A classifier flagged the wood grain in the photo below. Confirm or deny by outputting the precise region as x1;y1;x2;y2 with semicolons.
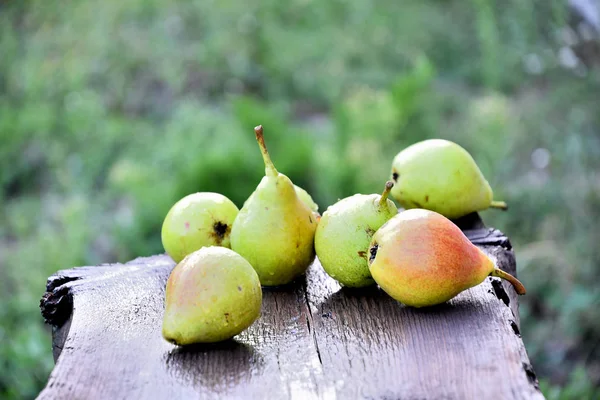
38;213;544;400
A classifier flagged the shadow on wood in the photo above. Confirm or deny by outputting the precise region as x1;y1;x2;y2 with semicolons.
164;340;264;393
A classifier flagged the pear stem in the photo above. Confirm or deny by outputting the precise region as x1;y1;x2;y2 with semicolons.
254;125;278;177
490;268;527;295
378;181;394;207
490;200;508;210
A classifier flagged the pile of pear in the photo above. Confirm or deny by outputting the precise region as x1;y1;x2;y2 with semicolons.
159;126;526;346
161;126;318;345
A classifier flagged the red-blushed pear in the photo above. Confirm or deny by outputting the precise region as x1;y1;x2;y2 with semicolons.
162;246;262;345
368;209;525;308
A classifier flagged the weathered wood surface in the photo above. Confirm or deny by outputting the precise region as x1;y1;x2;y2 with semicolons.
39;213;544;400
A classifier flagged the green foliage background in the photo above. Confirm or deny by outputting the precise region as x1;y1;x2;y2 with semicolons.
1;0;599;398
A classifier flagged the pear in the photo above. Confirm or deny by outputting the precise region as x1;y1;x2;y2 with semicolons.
368;209;526;307
162;246;262;345
294;184;319;213
230;125;317;286
390;139;507;219
294;184;321;224
161;192;239;263
315;181;397;287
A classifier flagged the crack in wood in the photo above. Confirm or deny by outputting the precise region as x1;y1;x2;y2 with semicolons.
510;320;521;337
522;362;540;389
490;278;511;307
303;283;323;365
464;228;512;250
40;284;73;325
47;275;81;291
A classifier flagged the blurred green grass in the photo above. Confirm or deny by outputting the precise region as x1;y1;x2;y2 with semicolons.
1;0;599;398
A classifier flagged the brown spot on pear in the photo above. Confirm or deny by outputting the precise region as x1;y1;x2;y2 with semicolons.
162;247;262;345
368;209;525;307
161;193;239;262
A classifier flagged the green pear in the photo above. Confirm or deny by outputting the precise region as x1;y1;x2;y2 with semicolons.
315;181;397;287
230;125;317;286
162;246;262;345
294;184;319;213
390;139;507;219
368;209;526;307
161;192;239;263
239;183;317;213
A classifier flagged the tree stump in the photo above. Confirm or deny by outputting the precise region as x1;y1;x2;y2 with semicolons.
39;213;544;399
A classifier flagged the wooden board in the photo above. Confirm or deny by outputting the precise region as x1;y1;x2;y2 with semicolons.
38;213;545;399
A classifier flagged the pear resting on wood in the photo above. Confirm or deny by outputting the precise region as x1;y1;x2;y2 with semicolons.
390;139;507;219
230;126;317;286
368;209;526;308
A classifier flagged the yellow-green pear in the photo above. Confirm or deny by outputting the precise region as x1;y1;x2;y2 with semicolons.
390;139;507;219
368;209;526;308
230;125;317;286
162;246;262;345
161;192;239;263
315;181;397;287
294;184;319;213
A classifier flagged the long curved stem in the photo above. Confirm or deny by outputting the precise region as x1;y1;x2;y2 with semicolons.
490;268;526;295
254;125;278;177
